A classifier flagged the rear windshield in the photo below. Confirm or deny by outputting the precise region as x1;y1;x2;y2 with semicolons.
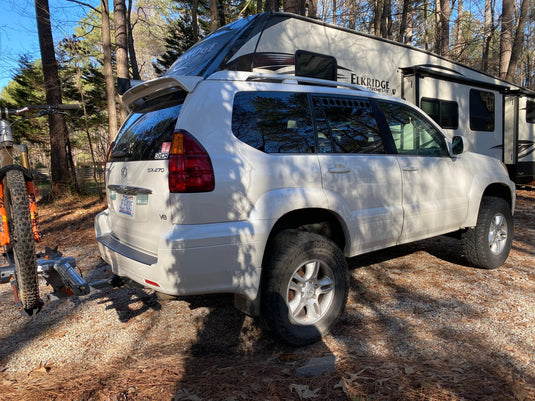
109;92;185;162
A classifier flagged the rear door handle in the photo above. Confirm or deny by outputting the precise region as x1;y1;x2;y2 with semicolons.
402;166;419;172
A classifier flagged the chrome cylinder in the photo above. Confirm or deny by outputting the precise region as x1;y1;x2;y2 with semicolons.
0;120;14;144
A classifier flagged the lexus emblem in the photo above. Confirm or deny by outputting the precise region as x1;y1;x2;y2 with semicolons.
121;167;128;179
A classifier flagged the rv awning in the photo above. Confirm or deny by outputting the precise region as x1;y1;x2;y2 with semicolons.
401;65;512;93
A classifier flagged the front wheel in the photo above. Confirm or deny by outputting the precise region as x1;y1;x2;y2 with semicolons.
461;197;513;269
262;230;349;346
6;170;41;315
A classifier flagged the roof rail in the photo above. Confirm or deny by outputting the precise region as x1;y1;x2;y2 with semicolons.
206;71;371;93
246;72;370;92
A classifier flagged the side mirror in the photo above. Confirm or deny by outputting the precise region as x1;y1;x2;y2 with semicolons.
452;136;465;155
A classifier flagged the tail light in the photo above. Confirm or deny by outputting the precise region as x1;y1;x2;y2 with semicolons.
168;130;215;193
104;141;115;181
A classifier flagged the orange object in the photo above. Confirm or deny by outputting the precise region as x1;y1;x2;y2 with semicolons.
26;181;42;243
0;182;10;246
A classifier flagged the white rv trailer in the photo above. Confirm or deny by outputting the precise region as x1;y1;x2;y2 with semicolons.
164;12;535;184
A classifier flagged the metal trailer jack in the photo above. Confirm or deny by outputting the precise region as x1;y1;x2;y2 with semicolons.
1;249;92;316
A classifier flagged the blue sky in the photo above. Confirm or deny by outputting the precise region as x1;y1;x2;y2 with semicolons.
0;0;99;93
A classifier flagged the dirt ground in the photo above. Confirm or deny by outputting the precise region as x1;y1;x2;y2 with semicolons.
0;190;534;401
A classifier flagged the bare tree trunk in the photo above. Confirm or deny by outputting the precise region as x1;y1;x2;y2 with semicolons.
374;0;384;37
347;0;356;29
114;0;129;122
481;0;494;72
454;0;463;58
332;0;336;23
284;0;306;15
435;0;450;56
218;0;226;26
499;0;514;79
127;0;140;80
101;0;118;143
506;0;530;82
307;0;317;17
210;0;219;32
383;0;392;39
265;0;279;12
348;0;356;29
399;0;410;43
192;0;199;41
34;0;72;193
423;0;429;50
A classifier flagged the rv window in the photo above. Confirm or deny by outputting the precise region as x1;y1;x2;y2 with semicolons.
295;51;337;81
470;90;495;131
421;98;458;129
231;91;315;153
526;100;535;123
313;96;384;154
378;101;448;157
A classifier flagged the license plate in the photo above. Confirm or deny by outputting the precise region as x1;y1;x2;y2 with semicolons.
118;194;135;217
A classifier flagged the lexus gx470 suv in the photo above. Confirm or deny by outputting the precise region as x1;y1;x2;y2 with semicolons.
95;71;515;345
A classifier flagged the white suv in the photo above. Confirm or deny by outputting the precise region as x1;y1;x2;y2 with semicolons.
95;71;515;345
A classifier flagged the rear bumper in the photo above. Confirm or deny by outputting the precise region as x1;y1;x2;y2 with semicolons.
95;209;267;301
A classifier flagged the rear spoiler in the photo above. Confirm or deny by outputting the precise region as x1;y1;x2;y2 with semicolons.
120;76;203;111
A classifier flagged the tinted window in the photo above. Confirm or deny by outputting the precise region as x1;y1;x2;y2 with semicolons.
295;51;337;81
526;99;535;123
314;96;384;154
110;92;185;162
421;98;458;129
470;90;495;131
379;101;448;156
232;92;315;153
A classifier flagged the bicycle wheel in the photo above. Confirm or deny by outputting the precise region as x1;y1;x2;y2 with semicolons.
6;169;40;314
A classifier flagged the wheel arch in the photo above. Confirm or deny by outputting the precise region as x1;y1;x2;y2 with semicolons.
481;183;514;211
234;208;348;318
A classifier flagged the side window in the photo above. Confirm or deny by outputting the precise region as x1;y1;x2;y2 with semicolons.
231;92;315;153
421;98;459;129
526;99;535;123
313;96;384;154
470;89;495;131
378;101;449;156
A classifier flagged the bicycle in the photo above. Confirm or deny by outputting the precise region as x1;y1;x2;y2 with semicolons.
0;104;79;316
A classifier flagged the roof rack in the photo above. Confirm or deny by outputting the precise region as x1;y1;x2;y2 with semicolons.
246;72;370;92
207;71;371;93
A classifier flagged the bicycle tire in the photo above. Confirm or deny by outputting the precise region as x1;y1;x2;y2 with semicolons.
6;169;40;313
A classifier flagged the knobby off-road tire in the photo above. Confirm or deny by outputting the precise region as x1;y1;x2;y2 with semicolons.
262;229;349;346
6;170;40;313
461;196;513;270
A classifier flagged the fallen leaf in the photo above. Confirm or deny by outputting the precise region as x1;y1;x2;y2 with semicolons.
334;379;348;395
28;362;51;376
289;384;321;400
404;366;415;375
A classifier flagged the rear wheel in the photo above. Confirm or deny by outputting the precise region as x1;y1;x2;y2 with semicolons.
461;197;513;269
262;230;349;346
6;170;40;315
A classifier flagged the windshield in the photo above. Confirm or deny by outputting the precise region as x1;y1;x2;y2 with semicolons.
166;15;257;77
